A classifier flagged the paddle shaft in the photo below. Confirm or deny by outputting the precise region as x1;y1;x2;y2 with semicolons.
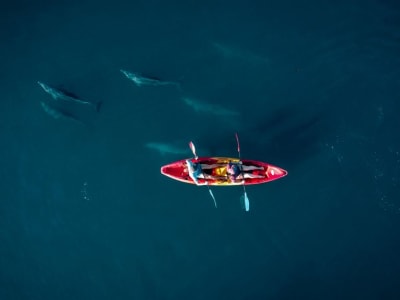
189;141;217;208
235;133;249;211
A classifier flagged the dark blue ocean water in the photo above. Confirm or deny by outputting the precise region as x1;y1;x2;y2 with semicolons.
1;0;400;299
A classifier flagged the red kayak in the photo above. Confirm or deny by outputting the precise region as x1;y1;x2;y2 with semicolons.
161;157;287;186
160;134;287;211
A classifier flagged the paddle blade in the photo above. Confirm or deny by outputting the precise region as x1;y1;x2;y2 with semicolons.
235;133;240;153
240;193;250;212
189;141;198;159
209;189;217;208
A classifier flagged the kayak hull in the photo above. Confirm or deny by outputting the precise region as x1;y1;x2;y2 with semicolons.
160;157;287;186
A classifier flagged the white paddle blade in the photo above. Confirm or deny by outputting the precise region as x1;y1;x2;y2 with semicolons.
209;189;217;208
240;193;250;212
189;141;198;159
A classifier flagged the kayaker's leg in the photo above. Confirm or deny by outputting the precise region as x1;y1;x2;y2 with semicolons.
242;165;264;171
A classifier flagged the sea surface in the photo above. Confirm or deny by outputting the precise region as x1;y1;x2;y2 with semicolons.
1;0;400;299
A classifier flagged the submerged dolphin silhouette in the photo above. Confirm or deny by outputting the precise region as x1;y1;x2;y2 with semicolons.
145;142;189;156
120;69;181;89
37;81;102;112
40;102;84;124
182;97;239;116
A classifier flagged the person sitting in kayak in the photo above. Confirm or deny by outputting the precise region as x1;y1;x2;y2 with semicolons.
186;159;204;185
227;162;264;182
186;159;219;185
226;162;242;182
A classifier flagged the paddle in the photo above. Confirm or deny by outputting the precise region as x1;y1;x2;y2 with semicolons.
235;133;250;212
188;141;217;208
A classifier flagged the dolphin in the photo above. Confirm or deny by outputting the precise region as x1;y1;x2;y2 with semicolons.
182;97;240;116
120;69;181;89
145;142;189;156
37;81;102;112
40;102;84;124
